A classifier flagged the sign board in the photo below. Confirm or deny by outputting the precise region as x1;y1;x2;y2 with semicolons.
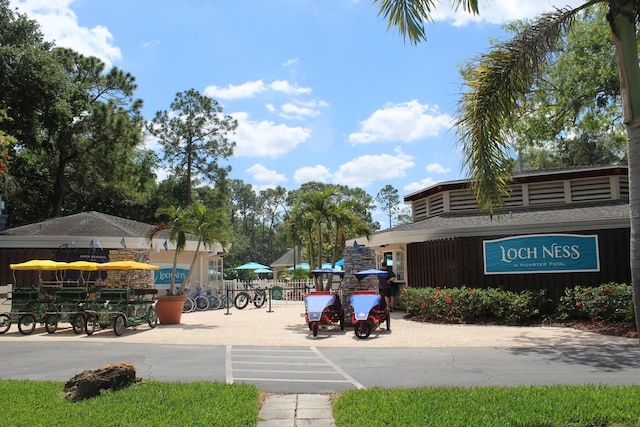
483;234;599;274
154;268;189;285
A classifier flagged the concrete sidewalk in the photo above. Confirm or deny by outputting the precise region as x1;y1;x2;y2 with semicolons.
1;302;633;348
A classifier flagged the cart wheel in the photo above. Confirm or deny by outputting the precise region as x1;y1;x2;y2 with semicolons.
234;292;249;310
253;291;266;308
312;321;319;337
85;314;97;336
0;313;10;334
147;307;158;328
386;314;391;332
113;314;126;336
18;314;36;335
195;295;209;311
308;322;312;330
339;315;345;331
72;313;85;334
354;322;372;339
44;314;58;334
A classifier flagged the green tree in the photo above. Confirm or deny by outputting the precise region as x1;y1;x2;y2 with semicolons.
498;6;626;170
376;184;400;229
375;0;640;339
148;89;237;205
147;203;229;295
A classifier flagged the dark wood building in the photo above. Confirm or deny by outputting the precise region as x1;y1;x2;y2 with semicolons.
349;166;631;297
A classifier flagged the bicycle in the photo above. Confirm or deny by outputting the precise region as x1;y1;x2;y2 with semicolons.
234;282;267;310
182;288;209;312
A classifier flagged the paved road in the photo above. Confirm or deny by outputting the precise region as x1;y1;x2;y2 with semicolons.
1;305;639;393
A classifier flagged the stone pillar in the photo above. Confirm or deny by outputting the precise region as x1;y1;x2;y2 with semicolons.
340;246;377;322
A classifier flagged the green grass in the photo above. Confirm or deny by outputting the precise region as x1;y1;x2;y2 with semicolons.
0;380;261;427
3;380;640;426
333;385;640;427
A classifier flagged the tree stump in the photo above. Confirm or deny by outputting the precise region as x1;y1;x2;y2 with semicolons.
64;362;138;402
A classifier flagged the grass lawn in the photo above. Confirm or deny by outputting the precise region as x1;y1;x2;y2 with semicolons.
2;380;640;426
0;380;261;427
333;385;640;426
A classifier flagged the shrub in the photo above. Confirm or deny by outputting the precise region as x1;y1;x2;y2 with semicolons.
399;286;543;325
557;283;634;323
399;283;633;326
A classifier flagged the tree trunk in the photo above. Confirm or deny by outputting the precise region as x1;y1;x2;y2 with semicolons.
63;362;138;402
608;0;640;342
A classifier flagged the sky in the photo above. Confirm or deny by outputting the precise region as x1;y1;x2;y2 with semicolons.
10;0;585;227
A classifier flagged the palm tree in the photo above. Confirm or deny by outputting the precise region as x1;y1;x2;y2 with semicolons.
147;203;229;295
376;0;640;340
179;203;230;293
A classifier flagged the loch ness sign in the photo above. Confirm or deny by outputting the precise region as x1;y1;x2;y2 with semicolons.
483;234;599;274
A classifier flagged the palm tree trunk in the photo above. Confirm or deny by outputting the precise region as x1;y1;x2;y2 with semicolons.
609;0;640;341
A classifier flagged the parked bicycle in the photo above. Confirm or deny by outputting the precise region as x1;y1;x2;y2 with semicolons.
182;288;209;312
234;282;267;309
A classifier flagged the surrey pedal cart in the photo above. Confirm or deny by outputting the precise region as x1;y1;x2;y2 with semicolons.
349;268;391;339
83;260;159;336
303;268;345;337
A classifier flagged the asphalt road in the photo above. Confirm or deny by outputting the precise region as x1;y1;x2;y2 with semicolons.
2;341;639;393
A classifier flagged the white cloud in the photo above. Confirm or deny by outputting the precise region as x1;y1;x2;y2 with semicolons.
14;0;122;68
348;100;453;144
270;80;312;95
246;164;287;185
204;79;312;100
333;148;415;188
432;0;586;26
283;58;299;67
294;165;332;185
204;80;267;100
232;112;311;158
279;99;328;120
425;162;451;174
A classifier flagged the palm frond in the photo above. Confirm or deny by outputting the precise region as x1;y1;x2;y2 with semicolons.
455;6;591;215
374;0;480;44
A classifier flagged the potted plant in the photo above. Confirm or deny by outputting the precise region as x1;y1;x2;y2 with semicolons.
147;203;229;324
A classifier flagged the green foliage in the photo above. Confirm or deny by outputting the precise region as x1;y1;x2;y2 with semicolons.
557;283;635;323
334;384;640;426
400;286;543;325
400;283;635;326
0;379;260;426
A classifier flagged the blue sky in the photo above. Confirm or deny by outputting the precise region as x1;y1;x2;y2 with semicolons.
11;0;584;225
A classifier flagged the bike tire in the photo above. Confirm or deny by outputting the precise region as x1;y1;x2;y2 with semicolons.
234;292;249;309
195;295;209;311
0;313;10;334
17;314;36;335
208;295;220;310
183;297;195;313
253;291;266;308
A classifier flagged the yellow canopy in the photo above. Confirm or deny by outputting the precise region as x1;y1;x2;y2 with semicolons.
98;260;160;270
10;260;68;271
64;261;100;271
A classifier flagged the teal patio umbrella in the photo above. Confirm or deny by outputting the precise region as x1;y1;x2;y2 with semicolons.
235;262;270;270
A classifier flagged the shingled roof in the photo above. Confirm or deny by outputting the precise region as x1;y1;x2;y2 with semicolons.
0;211;174;240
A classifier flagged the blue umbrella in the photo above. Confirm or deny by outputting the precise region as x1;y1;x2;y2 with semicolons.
235;261;270;270
335;258;345;267
254;267;273;274
311;267;345;278
354;268;388;281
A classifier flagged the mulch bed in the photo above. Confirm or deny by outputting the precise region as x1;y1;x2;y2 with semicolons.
407;315;638;339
